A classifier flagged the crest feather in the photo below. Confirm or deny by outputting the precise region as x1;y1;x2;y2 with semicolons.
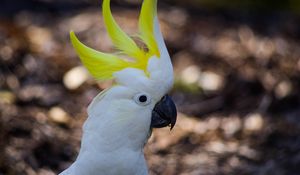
139;0;160;57
103;0;145;61
70;31;129;80
70;0;161;81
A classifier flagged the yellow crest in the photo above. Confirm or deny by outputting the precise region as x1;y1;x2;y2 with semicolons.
70;0;160;80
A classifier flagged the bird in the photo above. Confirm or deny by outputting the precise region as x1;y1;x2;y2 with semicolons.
60;0;177;174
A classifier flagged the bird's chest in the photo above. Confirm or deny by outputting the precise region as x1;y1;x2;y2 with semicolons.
73;149;148;175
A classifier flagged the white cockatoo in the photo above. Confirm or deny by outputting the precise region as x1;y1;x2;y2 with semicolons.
60;0;177;174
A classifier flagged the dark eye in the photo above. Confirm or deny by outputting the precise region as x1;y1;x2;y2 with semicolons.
139;95;147;102
134;93;151;106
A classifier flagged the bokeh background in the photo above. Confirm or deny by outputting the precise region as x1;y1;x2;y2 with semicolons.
1;0;300;174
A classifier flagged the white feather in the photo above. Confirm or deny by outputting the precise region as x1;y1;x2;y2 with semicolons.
60;86;152;175
60;2;174;174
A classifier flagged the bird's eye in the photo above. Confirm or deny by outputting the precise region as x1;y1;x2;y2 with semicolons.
134;93;151;106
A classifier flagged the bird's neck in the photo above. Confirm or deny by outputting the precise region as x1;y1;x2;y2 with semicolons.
81;114;151;152
66;115;150;175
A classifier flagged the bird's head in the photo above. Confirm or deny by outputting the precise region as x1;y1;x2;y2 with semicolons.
70;0;177;135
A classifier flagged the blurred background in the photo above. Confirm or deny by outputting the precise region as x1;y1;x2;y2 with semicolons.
1;0;300;174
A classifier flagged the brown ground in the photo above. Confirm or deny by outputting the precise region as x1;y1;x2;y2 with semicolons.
1;0;300;175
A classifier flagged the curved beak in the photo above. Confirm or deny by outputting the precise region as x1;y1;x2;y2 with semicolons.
151;95;177;130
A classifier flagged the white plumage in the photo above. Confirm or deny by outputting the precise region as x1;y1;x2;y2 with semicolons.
60;0;176;174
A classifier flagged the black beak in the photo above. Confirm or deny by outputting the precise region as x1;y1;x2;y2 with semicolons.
151;95;177;130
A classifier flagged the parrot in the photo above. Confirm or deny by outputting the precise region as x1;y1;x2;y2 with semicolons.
60;0;177;174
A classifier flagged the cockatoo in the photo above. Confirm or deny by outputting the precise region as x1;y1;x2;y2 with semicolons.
60;0;176;174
